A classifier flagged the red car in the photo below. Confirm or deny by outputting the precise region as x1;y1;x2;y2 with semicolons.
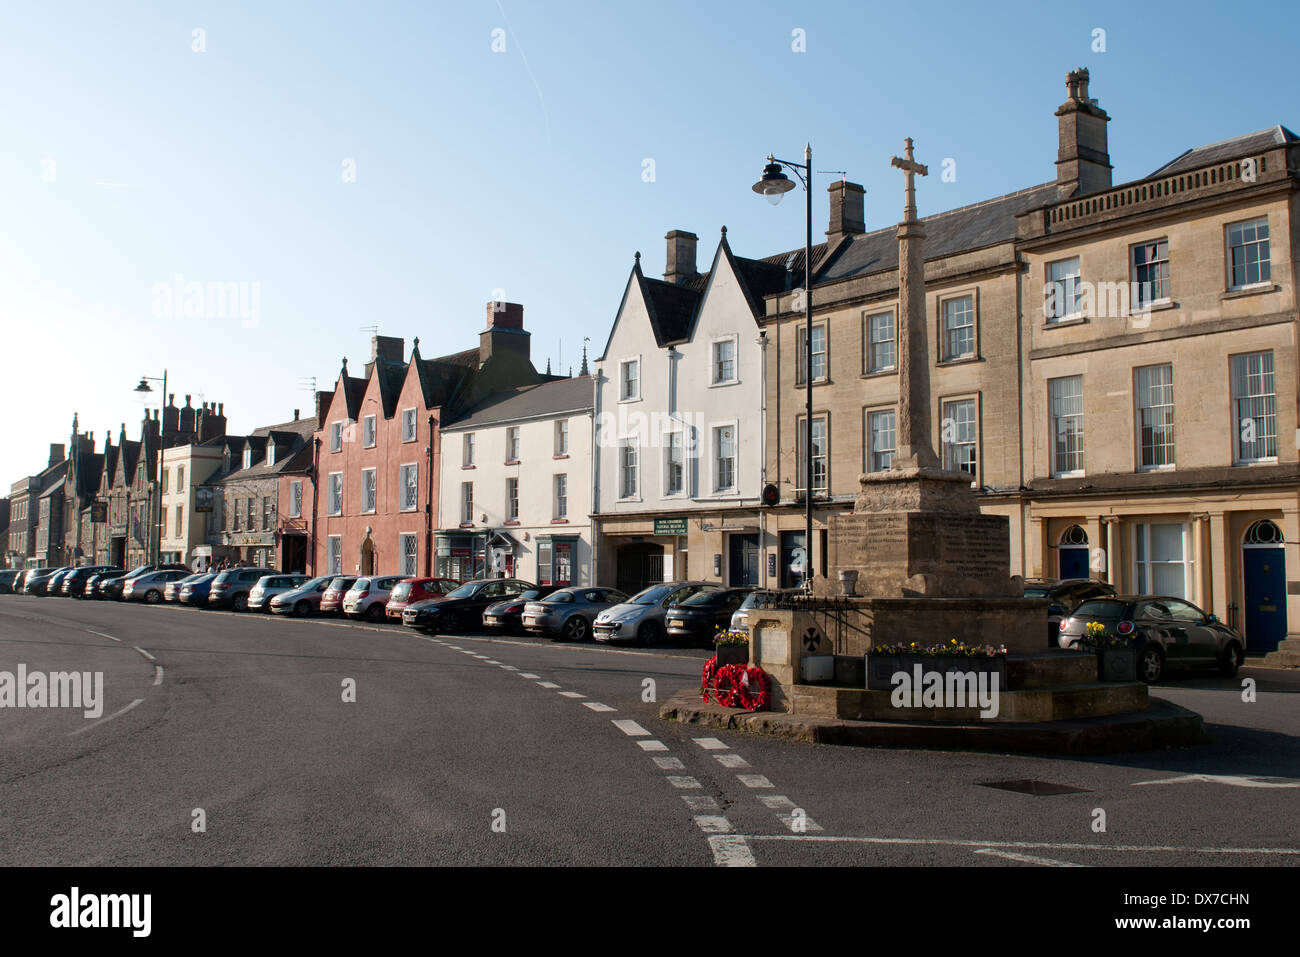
386;577;460;620
320;576;358;616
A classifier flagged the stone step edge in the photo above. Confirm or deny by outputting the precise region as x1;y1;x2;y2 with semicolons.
658;692;1206;756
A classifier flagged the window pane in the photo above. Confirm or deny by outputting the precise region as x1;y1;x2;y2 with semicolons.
942;296;975;358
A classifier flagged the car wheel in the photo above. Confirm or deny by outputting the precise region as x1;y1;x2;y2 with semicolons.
563;616;589;642
295;601;310;617
145;590;161;604
636;619;662;646
232;593;248;612
1218;641;1244;678
1139;644;1164;683
443;610;463;633
365;603;385;622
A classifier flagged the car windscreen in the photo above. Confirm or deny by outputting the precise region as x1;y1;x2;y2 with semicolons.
679;586;725;606
445;582;481;599
543;591;575;604
1071;599;1129;620
390;582;412;600
1022;586;1051;598
630;585;673;605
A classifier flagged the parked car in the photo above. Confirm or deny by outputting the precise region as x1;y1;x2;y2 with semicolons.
385;578;460;621
208;567;275;611
45;568;78;595
269;575;337;616
320;577;358;616
665;586;755;646
342;575;405;621
0;569;20;594
248;573;310;612
165;572;205;602
482;586;558;633
124;569;192;603
1023;577;1117;646
1058;595;1246;682
177;573;217;606
12;569;42;593
62;566;121;598
522;586;630;642
86;571;122;599
728;589;796;635
24;567;72;595
593;582;714;645
402;579;536;633
98;563;189;601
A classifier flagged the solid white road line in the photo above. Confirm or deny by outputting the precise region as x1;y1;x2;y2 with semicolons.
714;753;749;768
612;719;650;736
740;834;1300;856
583;702;616;712
975;848;1085;867
737;774;774;789
69;698;145;736
132;646;156;662
693;737;728;750
708;835;757;867
653;756;685;769
637;740;669;752
667;776;702;789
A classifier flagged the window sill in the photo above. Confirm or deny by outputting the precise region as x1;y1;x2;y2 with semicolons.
862;368;897;379
458;523;475;529
1234;458;1279;467
618;397;642;405
551;518;570;524
1134;298;1177;314
1137;465;1176;474
553;454;570;460
936;355;981;367
461;465;476;470
708;379;740;389
504;460;520;466
1051;471;1085;480
794;378;831;389
1222;283;1278;301
504;520;521;526
401;438;417;444
1042;316;1088;330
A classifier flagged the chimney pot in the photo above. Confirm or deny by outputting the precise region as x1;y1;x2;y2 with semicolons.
485;301;524;330
294;409;300;421
663;230;699;285
1055;68;1111;197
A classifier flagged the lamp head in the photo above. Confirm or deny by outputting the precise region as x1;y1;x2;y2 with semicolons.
752;160;794;205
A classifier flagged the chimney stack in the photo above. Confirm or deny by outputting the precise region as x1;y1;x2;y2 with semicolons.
480;302;530;366
48;443;65;468
826;181;866;242
1055;67;1112;198
663;230;698;285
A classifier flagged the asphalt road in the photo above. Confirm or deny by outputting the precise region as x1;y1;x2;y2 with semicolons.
1;594;1297;867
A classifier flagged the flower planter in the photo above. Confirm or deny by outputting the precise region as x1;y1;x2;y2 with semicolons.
1097;647;1137;682
867;654;1007;691
715;644;749;668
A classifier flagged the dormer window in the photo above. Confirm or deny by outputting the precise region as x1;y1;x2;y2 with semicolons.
266;441;276;467
242;447;252;469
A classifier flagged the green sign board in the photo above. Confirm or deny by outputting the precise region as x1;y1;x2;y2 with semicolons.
654;517;689;536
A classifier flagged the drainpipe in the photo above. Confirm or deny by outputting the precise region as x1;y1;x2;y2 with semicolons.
310;436;320;575
758;329;768;588
426;413;435;576
591;372;601;587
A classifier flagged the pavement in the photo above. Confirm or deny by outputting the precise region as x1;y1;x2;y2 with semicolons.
2;594;1298;867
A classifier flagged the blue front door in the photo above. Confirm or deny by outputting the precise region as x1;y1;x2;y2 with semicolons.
1243;547;1286;653
1059;546;1089;580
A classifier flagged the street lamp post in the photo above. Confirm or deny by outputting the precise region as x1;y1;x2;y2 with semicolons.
753;145;815;589
134;370;167;565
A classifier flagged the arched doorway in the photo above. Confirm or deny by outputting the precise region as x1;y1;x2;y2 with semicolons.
1243;519;1286;652
616;542;663;596
360;537;376;576
1058;524;1090;579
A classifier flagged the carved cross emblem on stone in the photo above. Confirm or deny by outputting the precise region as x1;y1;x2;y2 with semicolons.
802;627;824;653
890;137;928;224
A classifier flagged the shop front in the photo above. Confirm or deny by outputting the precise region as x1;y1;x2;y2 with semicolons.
436;530;490;583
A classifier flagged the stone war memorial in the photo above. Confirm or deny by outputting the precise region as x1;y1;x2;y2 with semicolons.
732;141;1205;753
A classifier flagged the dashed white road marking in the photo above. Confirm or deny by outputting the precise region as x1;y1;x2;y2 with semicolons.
519;673;540;679
653;756;684;769
500;665;519;671
558;691;585;698
612;719;650;737
668;776;702;789
86;630;121;642
759;795;796;810
483;659;501;664
707;835;757;867
153;665;164;686
975;848;1085;867
69;698;145;736
715;753;749;768
737;774;774;789
777;811;824;833
693;737;728;750
694;816;733;834
537;681;561;689
682;795;719;812
132;646;156;662
583;702;616;712
637;740;669;752
1134;773;1300;789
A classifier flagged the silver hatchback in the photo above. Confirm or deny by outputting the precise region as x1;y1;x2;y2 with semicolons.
248;574;310;612
593;582;712;645
523;587;630;642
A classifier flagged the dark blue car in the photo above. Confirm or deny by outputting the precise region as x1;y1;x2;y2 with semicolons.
177;573;217;607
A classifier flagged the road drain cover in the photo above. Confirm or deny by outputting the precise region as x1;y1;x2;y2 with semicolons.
979;779;1092;796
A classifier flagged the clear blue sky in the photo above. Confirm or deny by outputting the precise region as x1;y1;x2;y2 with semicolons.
1;0;1296;484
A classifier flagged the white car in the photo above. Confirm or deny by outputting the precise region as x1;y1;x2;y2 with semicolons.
342;576;404;621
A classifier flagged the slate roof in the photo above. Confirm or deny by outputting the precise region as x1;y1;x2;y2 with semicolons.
640;272;702;346
1149;125;1297;177
219;416;319;481
443;375;593;431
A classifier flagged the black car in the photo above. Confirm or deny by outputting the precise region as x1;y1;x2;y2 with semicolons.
207;567;275;611
664;586;755;646
403;579;537;633
24;567;72;595
62;566;121;597
0;569;20;594
481;586;557;633
1059;595;1246;682
1023;578;1116;646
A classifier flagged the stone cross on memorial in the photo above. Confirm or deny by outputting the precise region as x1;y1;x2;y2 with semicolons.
889;138;940;470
